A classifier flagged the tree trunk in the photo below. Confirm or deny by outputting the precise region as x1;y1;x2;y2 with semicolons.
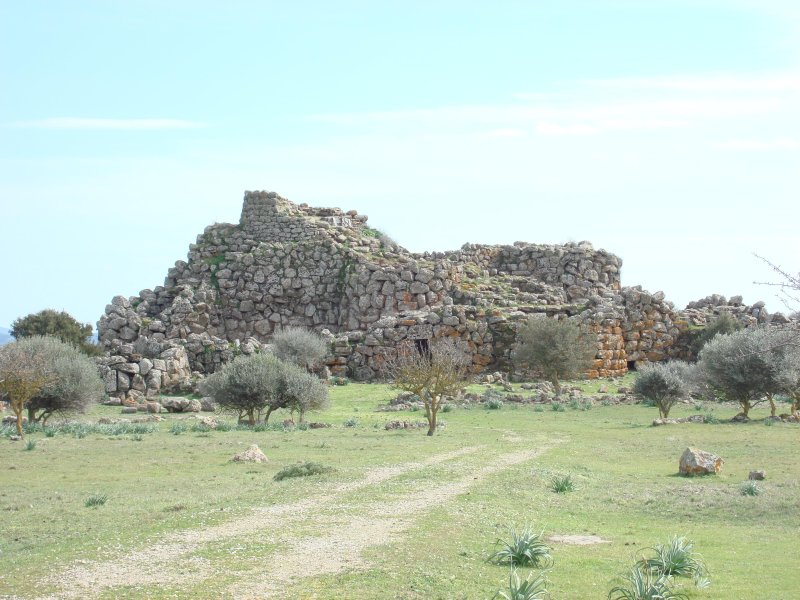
427;408;437;436
553;377;561;397
741;401;751;418
246;408;255;426
12;404;24;437
264;405;274;424
768;394;777;417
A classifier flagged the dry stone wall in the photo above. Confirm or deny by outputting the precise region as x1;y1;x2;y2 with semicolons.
97;190;794;381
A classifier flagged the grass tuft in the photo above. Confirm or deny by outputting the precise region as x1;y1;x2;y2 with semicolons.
550;474;575;493
273;461;334;481
84;493;108;508
740;480;762;496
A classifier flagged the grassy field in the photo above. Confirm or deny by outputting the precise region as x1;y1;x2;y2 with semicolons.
1;382;798;599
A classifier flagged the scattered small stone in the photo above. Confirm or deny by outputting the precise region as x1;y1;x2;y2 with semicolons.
308;422;332;429
384;420;428;430
748;470;766;481
652;415;705;426
549;534;610;546
120;407;137;414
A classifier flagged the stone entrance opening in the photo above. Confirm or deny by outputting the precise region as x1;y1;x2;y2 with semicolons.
414;338;430;358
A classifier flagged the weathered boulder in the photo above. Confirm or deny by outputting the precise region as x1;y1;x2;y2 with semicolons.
748;470;766;481
195;415;219;429
232;444;268;463
161;397;202;413
679;447;723;476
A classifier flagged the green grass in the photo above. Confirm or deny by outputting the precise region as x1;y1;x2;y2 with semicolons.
0;382;798;598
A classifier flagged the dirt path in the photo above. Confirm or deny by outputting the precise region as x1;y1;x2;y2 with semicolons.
231;448;545;599
38;446;480;600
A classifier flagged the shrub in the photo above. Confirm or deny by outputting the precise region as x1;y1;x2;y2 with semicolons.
551;402;565;412
608;567;688;600
343;416;358;428
84;493;108;508
513;317;597;395
493;568;549;600
693;312;741;353
11;309;101;356
550;474;575;493
740;481;762;496
272;327;328;370
486;398;504;410
273;461;333;481
633;361;692;419
170;422;188;435
488;527;552;568
24;439;36;451
441;403;454;413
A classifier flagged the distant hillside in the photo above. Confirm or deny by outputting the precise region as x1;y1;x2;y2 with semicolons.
0;327;11;345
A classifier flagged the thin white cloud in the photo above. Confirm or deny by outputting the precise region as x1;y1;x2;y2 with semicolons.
578;73;800;93
8;118;204;130
715;138;800;151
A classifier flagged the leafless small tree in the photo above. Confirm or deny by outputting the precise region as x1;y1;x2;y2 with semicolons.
754;255;800;315
384;338;471;436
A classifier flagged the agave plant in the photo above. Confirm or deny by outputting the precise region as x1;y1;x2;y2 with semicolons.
638;536;708;587
488;527;553;568
608;566;688;600
493;567;549;600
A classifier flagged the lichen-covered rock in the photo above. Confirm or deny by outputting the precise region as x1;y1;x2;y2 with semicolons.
232;444;268;463
679;447;723;476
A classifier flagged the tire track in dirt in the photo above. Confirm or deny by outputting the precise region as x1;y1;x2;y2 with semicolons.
37;446;480;600
230;448;548;599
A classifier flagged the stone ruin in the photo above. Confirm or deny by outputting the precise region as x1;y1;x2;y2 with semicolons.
96;190;791;402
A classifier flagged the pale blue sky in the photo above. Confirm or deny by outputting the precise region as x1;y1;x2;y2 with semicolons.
1;1;798;329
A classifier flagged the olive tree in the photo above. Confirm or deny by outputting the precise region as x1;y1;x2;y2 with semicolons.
200;352;329;425
697;326;788;419
279;362;329;422
0;336;102;435
633;361;693;419
200;353;283;425
0;337;54;436
513;316;597;395
272;327;328;371
25;337;104;424
384;338;470;436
